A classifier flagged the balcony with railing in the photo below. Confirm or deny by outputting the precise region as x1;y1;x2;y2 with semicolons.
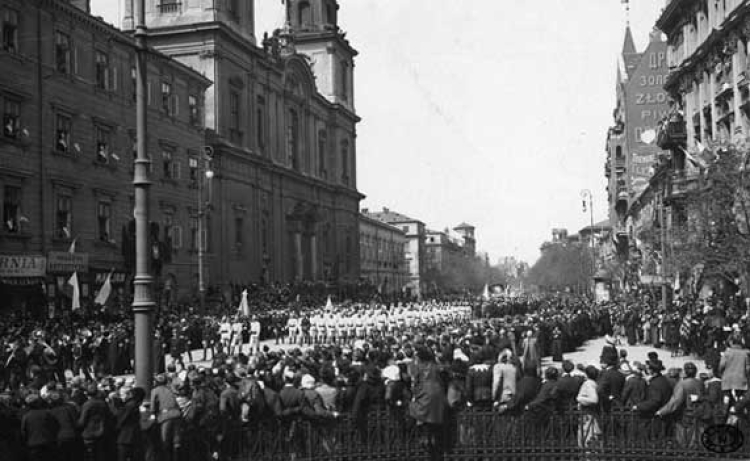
656;110;687;150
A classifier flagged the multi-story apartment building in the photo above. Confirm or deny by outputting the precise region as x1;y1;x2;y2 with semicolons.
358;213;408;295
646;0;750;297
364;208;425;298
424;224;476;274
0;0;210;314
123;0;363;289
605;27;671;240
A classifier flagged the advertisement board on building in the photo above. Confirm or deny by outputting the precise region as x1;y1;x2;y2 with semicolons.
626;37;670;198
47;252;89;274
0;255;47;278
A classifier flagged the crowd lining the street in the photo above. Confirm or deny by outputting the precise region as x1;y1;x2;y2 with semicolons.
3;294;750;461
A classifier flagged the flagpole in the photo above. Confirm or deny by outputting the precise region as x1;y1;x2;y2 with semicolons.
133;0;155;393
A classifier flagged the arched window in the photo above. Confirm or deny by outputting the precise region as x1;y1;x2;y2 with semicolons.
298;1;311;28
615;145;623;159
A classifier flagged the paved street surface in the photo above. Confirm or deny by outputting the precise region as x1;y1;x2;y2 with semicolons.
543;336;708;374
156;335;710;375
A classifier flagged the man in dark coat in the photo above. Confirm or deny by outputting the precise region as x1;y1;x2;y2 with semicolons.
635;359;673;417
47;391;80;461
278;370;305;419
77;385;111;461
598;346;625;412
556;361;583;411
115;387;145;461
21;394;58;461
526;367;559;421
621;362;648;407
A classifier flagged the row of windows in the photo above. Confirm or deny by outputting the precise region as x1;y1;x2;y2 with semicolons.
157;0;241;18
225;90;352;184
0;10;203;126
3;179;265;257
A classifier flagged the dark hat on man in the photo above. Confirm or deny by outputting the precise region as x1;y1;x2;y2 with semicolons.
647;359;665;373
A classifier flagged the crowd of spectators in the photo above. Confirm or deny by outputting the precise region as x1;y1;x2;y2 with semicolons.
3;295;750;461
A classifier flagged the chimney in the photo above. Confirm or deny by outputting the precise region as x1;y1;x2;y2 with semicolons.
362;208;369;214
70;0;91;13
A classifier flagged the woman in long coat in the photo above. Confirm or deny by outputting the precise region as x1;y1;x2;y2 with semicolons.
410;346;446;425
409;345;447;457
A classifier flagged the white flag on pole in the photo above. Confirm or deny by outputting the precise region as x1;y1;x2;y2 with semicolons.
239;289;250;317
68;272;81;310
68;237;77;254
482;284;490;301
325;295;333;310
94;270;113;307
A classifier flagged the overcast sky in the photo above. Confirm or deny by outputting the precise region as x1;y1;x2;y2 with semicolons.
92;0;665;265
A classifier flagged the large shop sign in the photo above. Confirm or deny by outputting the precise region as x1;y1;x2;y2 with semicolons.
47;252;89;274
0;255;47;277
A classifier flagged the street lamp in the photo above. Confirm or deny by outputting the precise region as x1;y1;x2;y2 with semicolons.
580;189;595;296
133;0;155;392
197;151;213;312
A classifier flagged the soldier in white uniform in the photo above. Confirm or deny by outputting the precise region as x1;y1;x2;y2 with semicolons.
287;317;298;345
219;318;232;353
310;314;320;345
231;319;244;355
249;317;261;354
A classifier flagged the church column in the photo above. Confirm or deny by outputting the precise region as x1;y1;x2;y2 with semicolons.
295;230;303;280
310;233;318;280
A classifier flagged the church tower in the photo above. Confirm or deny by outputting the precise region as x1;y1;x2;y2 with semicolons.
121;0;255;45
286;0;357;111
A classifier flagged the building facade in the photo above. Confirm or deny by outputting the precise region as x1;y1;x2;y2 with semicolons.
605;27;670;237
0;0;211;314
647;0;750;296
122;0;363;294
364;208;425;298
602;26;672;291
358;214;407;295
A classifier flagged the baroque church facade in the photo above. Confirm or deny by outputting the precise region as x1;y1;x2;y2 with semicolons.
122;0;362;289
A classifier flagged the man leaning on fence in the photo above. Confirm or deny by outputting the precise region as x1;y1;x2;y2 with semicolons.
654;362;704;449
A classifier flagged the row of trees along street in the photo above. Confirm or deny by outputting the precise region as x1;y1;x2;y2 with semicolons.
422;256;511;296
525;142;750;298
525;240;595;295
665;142;750;296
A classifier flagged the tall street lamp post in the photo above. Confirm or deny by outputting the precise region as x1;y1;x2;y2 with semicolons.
133;0;155;392
198;149;214;312
580;189;595;295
